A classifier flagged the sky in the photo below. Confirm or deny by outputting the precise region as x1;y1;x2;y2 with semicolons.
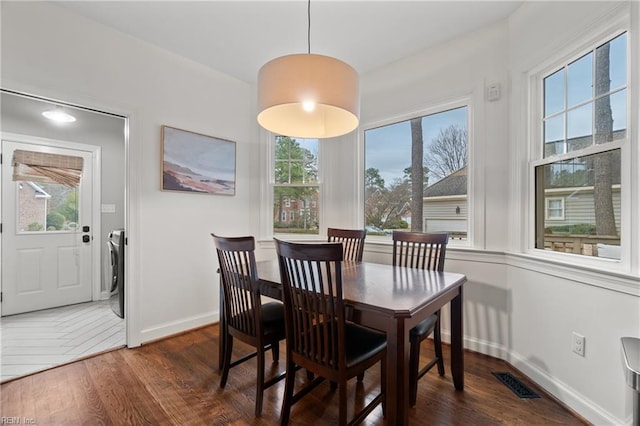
163;126;236;181
365;106;467;186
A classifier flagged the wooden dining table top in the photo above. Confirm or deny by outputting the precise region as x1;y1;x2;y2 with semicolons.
256;259;466;318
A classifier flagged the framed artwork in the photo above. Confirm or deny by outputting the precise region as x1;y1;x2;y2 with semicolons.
161;125;236;195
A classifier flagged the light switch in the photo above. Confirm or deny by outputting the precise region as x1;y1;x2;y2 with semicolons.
101;204;116;213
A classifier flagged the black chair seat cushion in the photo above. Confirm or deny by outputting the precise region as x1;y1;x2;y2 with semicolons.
301;321;386;368
409;313;437;341
344;322;387;367
230;301;285;338
260;301;285;338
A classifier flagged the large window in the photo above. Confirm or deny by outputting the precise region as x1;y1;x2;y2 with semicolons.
273;136;319;235
364;106;468;240
533;32;627;259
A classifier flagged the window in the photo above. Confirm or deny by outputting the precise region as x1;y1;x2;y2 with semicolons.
273;136;319;235
364;106;468;240
545;197;565;220
533;32;626;259
17;181;79;233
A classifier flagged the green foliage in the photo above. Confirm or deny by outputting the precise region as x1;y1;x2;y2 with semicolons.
545;223;597;235
27;222;43;231
46;211;65;230
55;192;78;223
365;168;385;190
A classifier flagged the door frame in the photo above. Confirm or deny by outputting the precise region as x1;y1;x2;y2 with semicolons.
0;132;102;312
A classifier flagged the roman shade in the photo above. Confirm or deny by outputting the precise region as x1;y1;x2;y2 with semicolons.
12;149;84;187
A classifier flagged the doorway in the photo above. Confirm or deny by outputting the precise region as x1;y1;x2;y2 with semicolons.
2;139;96;315
0;90;127;380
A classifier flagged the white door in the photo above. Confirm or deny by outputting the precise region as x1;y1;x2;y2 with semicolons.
1;139;94;316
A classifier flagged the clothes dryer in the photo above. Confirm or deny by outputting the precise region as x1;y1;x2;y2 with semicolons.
107;229;125;318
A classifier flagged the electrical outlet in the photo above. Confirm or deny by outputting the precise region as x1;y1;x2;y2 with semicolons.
572;332;585;357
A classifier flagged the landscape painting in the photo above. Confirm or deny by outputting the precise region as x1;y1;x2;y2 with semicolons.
161;126;236;195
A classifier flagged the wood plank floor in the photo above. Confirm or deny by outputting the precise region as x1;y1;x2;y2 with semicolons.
1;300;125;382
0;323;588;425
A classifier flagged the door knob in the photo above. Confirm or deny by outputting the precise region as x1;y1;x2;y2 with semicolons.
82;235;91;243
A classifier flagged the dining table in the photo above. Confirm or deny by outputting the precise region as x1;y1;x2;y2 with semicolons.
235;259;467;426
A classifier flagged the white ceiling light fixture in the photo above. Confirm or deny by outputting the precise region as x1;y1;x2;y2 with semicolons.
42;106;76;123
257;0;359;139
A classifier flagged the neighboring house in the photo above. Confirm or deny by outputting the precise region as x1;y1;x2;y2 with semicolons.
422;168;468;238
17;181;50;232
542;185;621;233
274;195;319;230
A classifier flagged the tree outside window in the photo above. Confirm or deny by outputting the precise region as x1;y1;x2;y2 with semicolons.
273;136;319;235
364;106;468;239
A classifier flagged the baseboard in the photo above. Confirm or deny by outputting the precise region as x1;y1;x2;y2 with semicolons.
139;311;220;344
440;331;628;425
507;350;625;425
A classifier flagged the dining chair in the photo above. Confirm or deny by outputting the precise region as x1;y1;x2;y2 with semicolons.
392;230;448;407
274;239;387;426
327;227;367;262
212;234;287;417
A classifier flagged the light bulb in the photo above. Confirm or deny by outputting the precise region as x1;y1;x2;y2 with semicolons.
302;100;316;112
42;108;76;123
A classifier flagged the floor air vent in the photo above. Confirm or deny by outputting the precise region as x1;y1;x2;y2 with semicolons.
492;372;540;399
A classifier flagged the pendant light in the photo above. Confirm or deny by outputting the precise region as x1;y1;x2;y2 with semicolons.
257;0;359;139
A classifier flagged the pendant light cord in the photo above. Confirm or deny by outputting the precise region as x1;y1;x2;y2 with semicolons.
307;0;311;54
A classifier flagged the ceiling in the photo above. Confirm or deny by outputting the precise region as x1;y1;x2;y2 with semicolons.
55;1;524;84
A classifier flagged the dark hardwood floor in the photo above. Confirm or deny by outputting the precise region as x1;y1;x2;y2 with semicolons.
1;324;588;425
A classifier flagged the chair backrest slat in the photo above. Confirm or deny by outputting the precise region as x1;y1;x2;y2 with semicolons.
213;234;261;338
392;231;448;272
327;228;366;262
275;239;344;370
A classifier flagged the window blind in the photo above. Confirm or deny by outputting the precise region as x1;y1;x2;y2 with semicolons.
12;150;84;187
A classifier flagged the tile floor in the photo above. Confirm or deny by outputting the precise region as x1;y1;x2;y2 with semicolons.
0;300;125;382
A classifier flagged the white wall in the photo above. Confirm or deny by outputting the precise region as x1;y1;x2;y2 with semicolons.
354;2;639;424
1;2;255;344
505;2;639;425
3;1;639;424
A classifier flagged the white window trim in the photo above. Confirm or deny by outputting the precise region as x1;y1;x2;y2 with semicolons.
525;15;635;275
358;96;474;246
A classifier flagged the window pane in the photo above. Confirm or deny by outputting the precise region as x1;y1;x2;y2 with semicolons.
596;33;627;95
567;53;593;108
364;106;468;240
535;149;621;259
273;186;319;234
544;114;564;156
544;69;565;116
595;90;627;144
567;103;593;151
17;181;79;233
274;136;318;184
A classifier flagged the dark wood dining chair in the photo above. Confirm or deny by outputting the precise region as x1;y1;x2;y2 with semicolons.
327;227;367;262
212;234;286;417
392;230;448;407
274;239;387;426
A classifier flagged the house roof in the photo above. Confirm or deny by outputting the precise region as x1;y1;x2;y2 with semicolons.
27;182;51;198
423;168;467;198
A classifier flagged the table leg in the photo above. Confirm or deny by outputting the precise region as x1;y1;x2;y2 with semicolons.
386;317;409;426
450;287;464;390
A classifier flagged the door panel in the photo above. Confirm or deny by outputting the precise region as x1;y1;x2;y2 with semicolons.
2;139;93;316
